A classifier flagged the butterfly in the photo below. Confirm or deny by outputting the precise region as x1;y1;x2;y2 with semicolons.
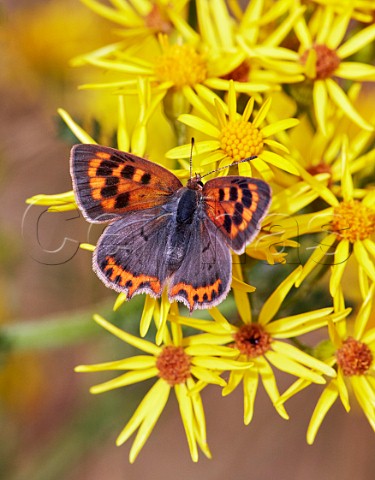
70;144;271;311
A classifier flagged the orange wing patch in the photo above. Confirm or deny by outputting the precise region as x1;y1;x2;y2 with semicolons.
102;256;162;298
204;181;260;240
170;279;223;311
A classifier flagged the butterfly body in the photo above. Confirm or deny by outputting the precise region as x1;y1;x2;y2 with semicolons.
71;144;271;311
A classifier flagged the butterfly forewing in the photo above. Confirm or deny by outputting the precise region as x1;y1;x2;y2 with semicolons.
203;176;271;254
70;144;182;223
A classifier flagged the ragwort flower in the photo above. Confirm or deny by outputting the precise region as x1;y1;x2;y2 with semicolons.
278;283;375;443
76;311;252;462
171;267;349;425
166;81;300;181
275;137;375;298
293;4;375;134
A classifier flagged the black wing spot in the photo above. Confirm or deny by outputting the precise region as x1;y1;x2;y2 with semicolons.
235;202;244;214
203;293;208;301
223;214;232;233
121;165;135;179
105;176;119;186
125;280;133;288
229;186;238;201
105;267;113;278
141;172;151;185
233;211;243;226
97;160;114;176
219;188;225;201
115;192;130;209
193;294;199;302
178;289;188;298
241;189;252;208
101;185;118;198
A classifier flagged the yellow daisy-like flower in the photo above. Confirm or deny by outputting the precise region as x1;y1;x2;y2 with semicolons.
274;84;375;189
195;0;304;90
79;0;196;42
292;4;375;134
170;267;350;425
277;137;375;298
166;80;300;181
75;311;252;462
278;283;375;443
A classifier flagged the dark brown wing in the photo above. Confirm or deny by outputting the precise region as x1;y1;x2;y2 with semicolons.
70;144;182;223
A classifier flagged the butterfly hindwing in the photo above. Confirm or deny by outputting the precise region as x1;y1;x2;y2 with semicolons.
70;144;182;223
168;217;232;311
93;206;173;299
203;176;271;254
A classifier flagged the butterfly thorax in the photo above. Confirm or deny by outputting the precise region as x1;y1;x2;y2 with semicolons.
176;188;201;225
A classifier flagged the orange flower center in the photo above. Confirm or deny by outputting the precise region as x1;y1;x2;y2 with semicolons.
156;345;191;386
219;120;264;162
336;337;373;376
300;44;340;80
155;45;207;89
331;200;375;243
221;61;250;83
234;324;272;358
145;5;173;34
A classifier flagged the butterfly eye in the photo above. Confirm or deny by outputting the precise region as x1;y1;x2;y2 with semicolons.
197;180;204;187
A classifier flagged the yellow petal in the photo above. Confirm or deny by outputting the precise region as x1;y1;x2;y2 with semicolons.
354;241;375;282
258;266;302;325
326;78;374;131
90;368;159;394
306;381;339;444
329;240;349;298
93;314;161;355
243;369;259;425
271;341;336;377
190;366;226;387
75;355;156;372
336;369;350;412
313;81;328;135
354;283;375;340
257;357;289;419
177;114;221;138
336;23;375;59
266;351;326;384
222;369;244;396
128;380;170;463
175;383;199;462
58;108;97;144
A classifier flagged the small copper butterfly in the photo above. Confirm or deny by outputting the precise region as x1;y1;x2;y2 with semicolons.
70;144;271;311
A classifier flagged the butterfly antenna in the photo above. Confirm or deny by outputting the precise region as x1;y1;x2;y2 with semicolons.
200;155;257;179
189;137;194;180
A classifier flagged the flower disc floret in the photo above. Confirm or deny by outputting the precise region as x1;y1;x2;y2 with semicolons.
234;324;272;358
300;44;341;80
331;200;375;243
336;337;373;376
156;345;192;386
219;120;264;162
155;45;207;89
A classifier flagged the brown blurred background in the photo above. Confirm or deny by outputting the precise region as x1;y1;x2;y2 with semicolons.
1;1;374;479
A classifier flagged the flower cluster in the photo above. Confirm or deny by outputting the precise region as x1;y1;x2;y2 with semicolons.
28;0;375;463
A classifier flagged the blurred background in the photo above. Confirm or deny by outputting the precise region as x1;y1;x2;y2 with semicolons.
1;1;374;479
